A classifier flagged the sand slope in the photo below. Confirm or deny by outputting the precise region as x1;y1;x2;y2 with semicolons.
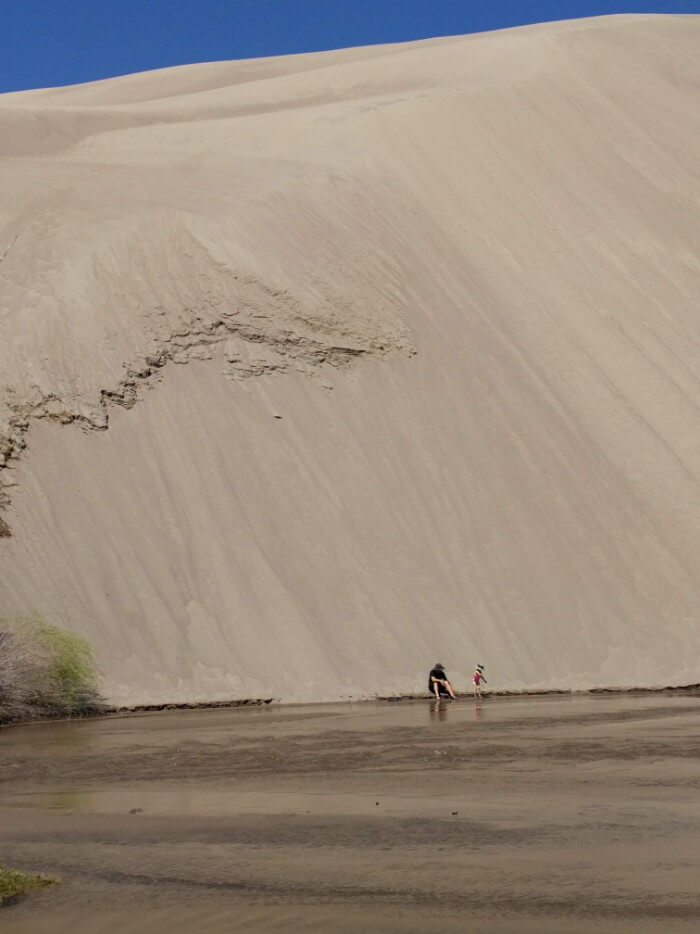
0;15;699;704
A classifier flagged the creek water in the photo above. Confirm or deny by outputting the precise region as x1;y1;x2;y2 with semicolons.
1;693;699;932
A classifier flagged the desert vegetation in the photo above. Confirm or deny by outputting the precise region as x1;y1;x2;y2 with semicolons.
0;615;103;724
0;866;57;906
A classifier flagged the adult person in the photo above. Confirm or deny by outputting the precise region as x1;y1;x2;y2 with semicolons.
428;663;456;700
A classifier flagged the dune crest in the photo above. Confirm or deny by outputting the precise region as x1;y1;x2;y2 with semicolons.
1;15;699;703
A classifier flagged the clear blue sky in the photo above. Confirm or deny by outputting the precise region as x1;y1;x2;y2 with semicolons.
2;0;699;93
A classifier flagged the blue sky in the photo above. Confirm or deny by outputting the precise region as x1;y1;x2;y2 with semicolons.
2;0;699;93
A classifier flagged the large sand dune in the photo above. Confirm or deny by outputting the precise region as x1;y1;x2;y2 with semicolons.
0;15;698;704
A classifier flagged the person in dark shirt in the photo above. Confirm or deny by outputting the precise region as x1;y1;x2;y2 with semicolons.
428;663;456;700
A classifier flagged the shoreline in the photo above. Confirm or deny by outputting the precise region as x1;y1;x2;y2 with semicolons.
2;682;698;729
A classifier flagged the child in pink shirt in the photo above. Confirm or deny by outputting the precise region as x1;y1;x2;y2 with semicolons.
473;664;487;697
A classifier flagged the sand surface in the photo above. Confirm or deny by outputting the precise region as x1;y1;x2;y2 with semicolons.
1;14;699;703
1;694;699;931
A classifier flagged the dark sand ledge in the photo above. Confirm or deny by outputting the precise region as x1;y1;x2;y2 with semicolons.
60;680;700;713
111;682;700;715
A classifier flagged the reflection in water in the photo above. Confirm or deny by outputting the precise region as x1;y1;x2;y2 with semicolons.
45;788;92;810
427;698;486;723
428;699;452;722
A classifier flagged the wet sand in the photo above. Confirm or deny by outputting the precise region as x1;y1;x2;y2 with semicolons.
1;694;699;932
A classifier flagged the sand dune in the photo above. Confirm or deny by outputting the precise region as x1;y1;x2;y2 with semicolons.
0;14;698;704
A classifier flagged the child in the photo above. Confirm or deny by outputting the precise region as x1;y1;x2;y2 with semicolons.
473;664;487;697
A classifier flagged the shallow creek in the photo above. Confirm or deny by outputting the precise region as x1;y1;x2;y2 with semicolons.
1;694;699;932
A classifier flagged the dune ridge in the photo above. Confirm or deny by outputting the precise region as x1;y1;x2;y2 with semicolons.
0;14;699;703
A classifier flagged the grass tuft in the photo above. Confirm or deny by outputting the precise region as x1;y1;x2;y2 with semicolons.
0;866;57;906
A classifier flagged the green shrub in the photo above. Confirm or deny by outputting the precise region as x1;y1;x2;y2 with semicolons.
0;866;57;905
0;615;103;723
